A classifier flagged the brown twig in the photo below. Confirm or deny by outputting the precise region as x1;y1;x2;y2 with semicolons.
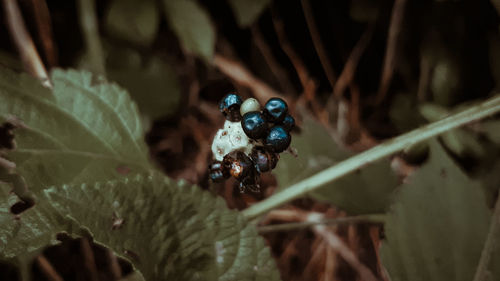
107;249;123;280
265;209;379;281
80;238;100;281
213;54;285;103
369;226;390;281
271;13;330;126
300;0;337;90
324;245;337;281
333;26;375;98
278;233;301;271
36;255;64;281
198;100;223;125
348;84;361;134
29;0;58;67
186;55;200;108
3;0;52;88
417;54;432;102
375;0;408;104
309;213;379;281
272;14;311;91
303;239;327;279
251;25;295;94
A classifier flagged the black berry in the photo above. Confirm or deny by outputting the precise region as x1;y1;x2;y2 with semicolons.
250;146;279;173
239;175;260;193
0;122;17;150
264;98;288;123
208;161;229;182
281;114;295;132
241;112;268;139
223;151;255;181
265;126;291;153
219;93;243;122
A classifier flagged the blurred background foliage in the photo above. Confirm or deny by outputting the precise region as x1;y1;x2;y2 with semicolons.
2;0;500;280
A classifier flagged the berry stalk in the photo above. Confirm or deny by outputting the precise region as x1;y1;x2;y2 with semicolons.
242;93;500;220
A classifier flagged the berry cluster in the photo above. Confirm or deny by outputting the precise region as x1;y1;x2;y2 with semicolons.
209;93;294;192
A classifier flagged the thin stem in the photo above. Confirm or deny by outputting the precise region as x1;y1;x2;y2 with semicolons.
3;0;52;88
258;214;386;234
36;255;64;281
251;25;295;95
213;54;285;103
29;0;58;67
472;193;500;281
243;94;500;219
300;0;337;89
77;0;105;76
375;0;407;104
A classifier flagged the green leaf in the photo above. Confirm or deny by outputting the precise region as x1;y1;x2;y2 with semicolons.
389;93;425;132
380;140;493;281
419;103;485;157
0;50;23;71
106;46;181;120
481;119;500;145
119;272;146;281
0;67;151;190
227;0;270;27
274;116;398;214
430;55;461;106
0;173;281;281
105;0;160;46
163;0;216;61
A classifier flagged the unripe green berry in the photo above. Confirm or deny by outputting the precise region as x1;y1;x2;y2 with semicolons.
240;98;261;116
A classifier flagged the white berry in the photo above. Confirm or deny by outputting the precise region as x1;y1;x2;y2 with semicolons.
240;98;261;116
211;120;254;161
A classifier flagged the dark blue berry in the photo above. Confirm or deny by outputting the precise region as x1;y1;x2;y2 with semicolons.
208;161;229;182
223;151;254;180
241;112;268;139
264;98;288;123
281;114;295;132
250;146;279;173
219;93;243;122
265;126;291;153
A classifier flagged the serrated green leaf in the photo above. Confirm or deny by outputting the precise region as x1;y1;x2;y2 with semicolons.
227;0;270;27
0;67;151;190
275;116;398;214
0;173;281;281
105;0;160;46
380;140;495;281
163;0;215;61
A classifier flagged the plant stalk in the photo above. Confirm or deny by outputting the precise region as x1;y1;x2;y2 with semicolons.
472;193;500;281
257;214;386;234
77;0;105;76
243;94;500;220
